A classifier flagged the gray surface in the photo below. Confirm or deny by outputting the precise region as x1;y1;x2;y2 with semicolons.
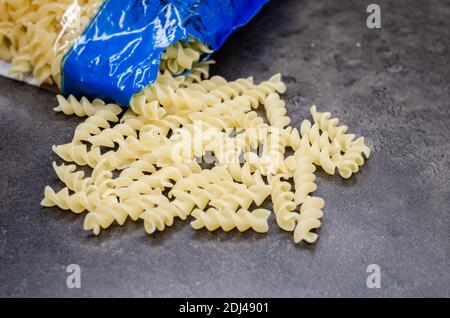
0;0;449;297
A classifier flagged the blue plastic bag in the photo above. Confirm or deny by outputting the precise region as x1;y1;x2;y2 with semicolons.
62;0;269;106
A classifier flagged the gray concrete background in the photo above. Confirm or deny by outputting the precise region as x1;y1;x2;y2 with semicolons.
0;0;449;297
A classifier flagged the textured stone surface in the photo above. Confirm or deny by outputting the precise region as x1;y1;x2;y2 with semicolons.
0;0;449;297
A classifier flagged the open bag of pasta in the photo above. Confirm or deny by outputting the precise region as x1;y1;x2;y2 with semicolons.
0;0;268;104
0;0;371;244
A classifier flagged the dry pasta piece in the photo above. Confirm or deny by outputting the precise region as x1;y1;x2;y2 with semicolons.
269;174;299;232
184;60;216;84
310;106;371;178
41;185;102;214
263;93;291;128
210;182;271;211
299;119;339;175
140;198;192;234
160;37;212;75
292;141;317;205
239;73;287;108
83;188;167;235
71;106;125;144
54;95;120;117
294;196;324;243
332;137;371;178
141;166;244;234
310;105;356;151
52;162;92;193
129;95;166;121
225;162;266;187
190;208;271;233
52;143;119;169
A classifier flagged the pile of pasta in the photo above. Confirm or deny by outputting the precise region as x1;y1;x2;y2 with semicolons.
1;1;371;244
40;63;370;243
0;0;211;86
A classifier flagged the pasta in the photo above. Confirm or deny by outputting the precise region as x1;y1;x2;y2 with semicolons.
84;188;167;235
333;137;371;179
140;196;195;234
52;143;118;169
294;196;324;243
130;97;166;121
114;163;201;193
211;181;271;211
269;174;299;232
2;0;103;85
310;105;356;151
225;162;266;187
160;37;213;76
293;148;317;205
184;60;217;84
191;208;270;233
139;164;268;235
41;185;102;214
19;12;371;244
53;158;113;196
71;107;124;144
1;1;212;86
299;119;338;175
310;105;371;178
52;161;92;193
53;95;118;117
263;93;291;128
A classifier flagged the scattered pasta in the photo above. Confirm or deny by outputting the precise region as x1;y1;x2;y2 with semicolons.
40;68;370;244
1;2;371;245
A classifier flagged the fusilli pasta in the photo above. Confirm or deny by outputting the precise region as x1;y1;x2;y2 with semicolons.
28;20;371;246
191;208;270;233
294;196;324;243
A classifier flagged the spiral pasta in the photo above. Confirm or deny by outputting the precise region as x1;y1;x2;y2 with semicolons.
191;208;270;233
83;188;167;235
169;167;241;199
53;143;119;169
53;95;119;117
294;196;324;243
52;161;92;193
160;37;212;76
184;60;216;84
140;188;206;235
35;34;371;247
333;137;371;178
41;185;102;214
299;119;338;175
225;162;266;187
240;73;287;108
71;105;125;144
309;105;371;178
310;105;356;151
210;181;271;212
2;0;102;85
205;77;254;104
269;174;299;232
264;93;291;128
1;2;213;86
129;97;166;121
293;148;317;205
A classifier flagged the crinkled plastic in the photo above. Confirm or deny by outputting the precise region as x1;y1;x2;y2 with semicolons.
62;0;269;106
